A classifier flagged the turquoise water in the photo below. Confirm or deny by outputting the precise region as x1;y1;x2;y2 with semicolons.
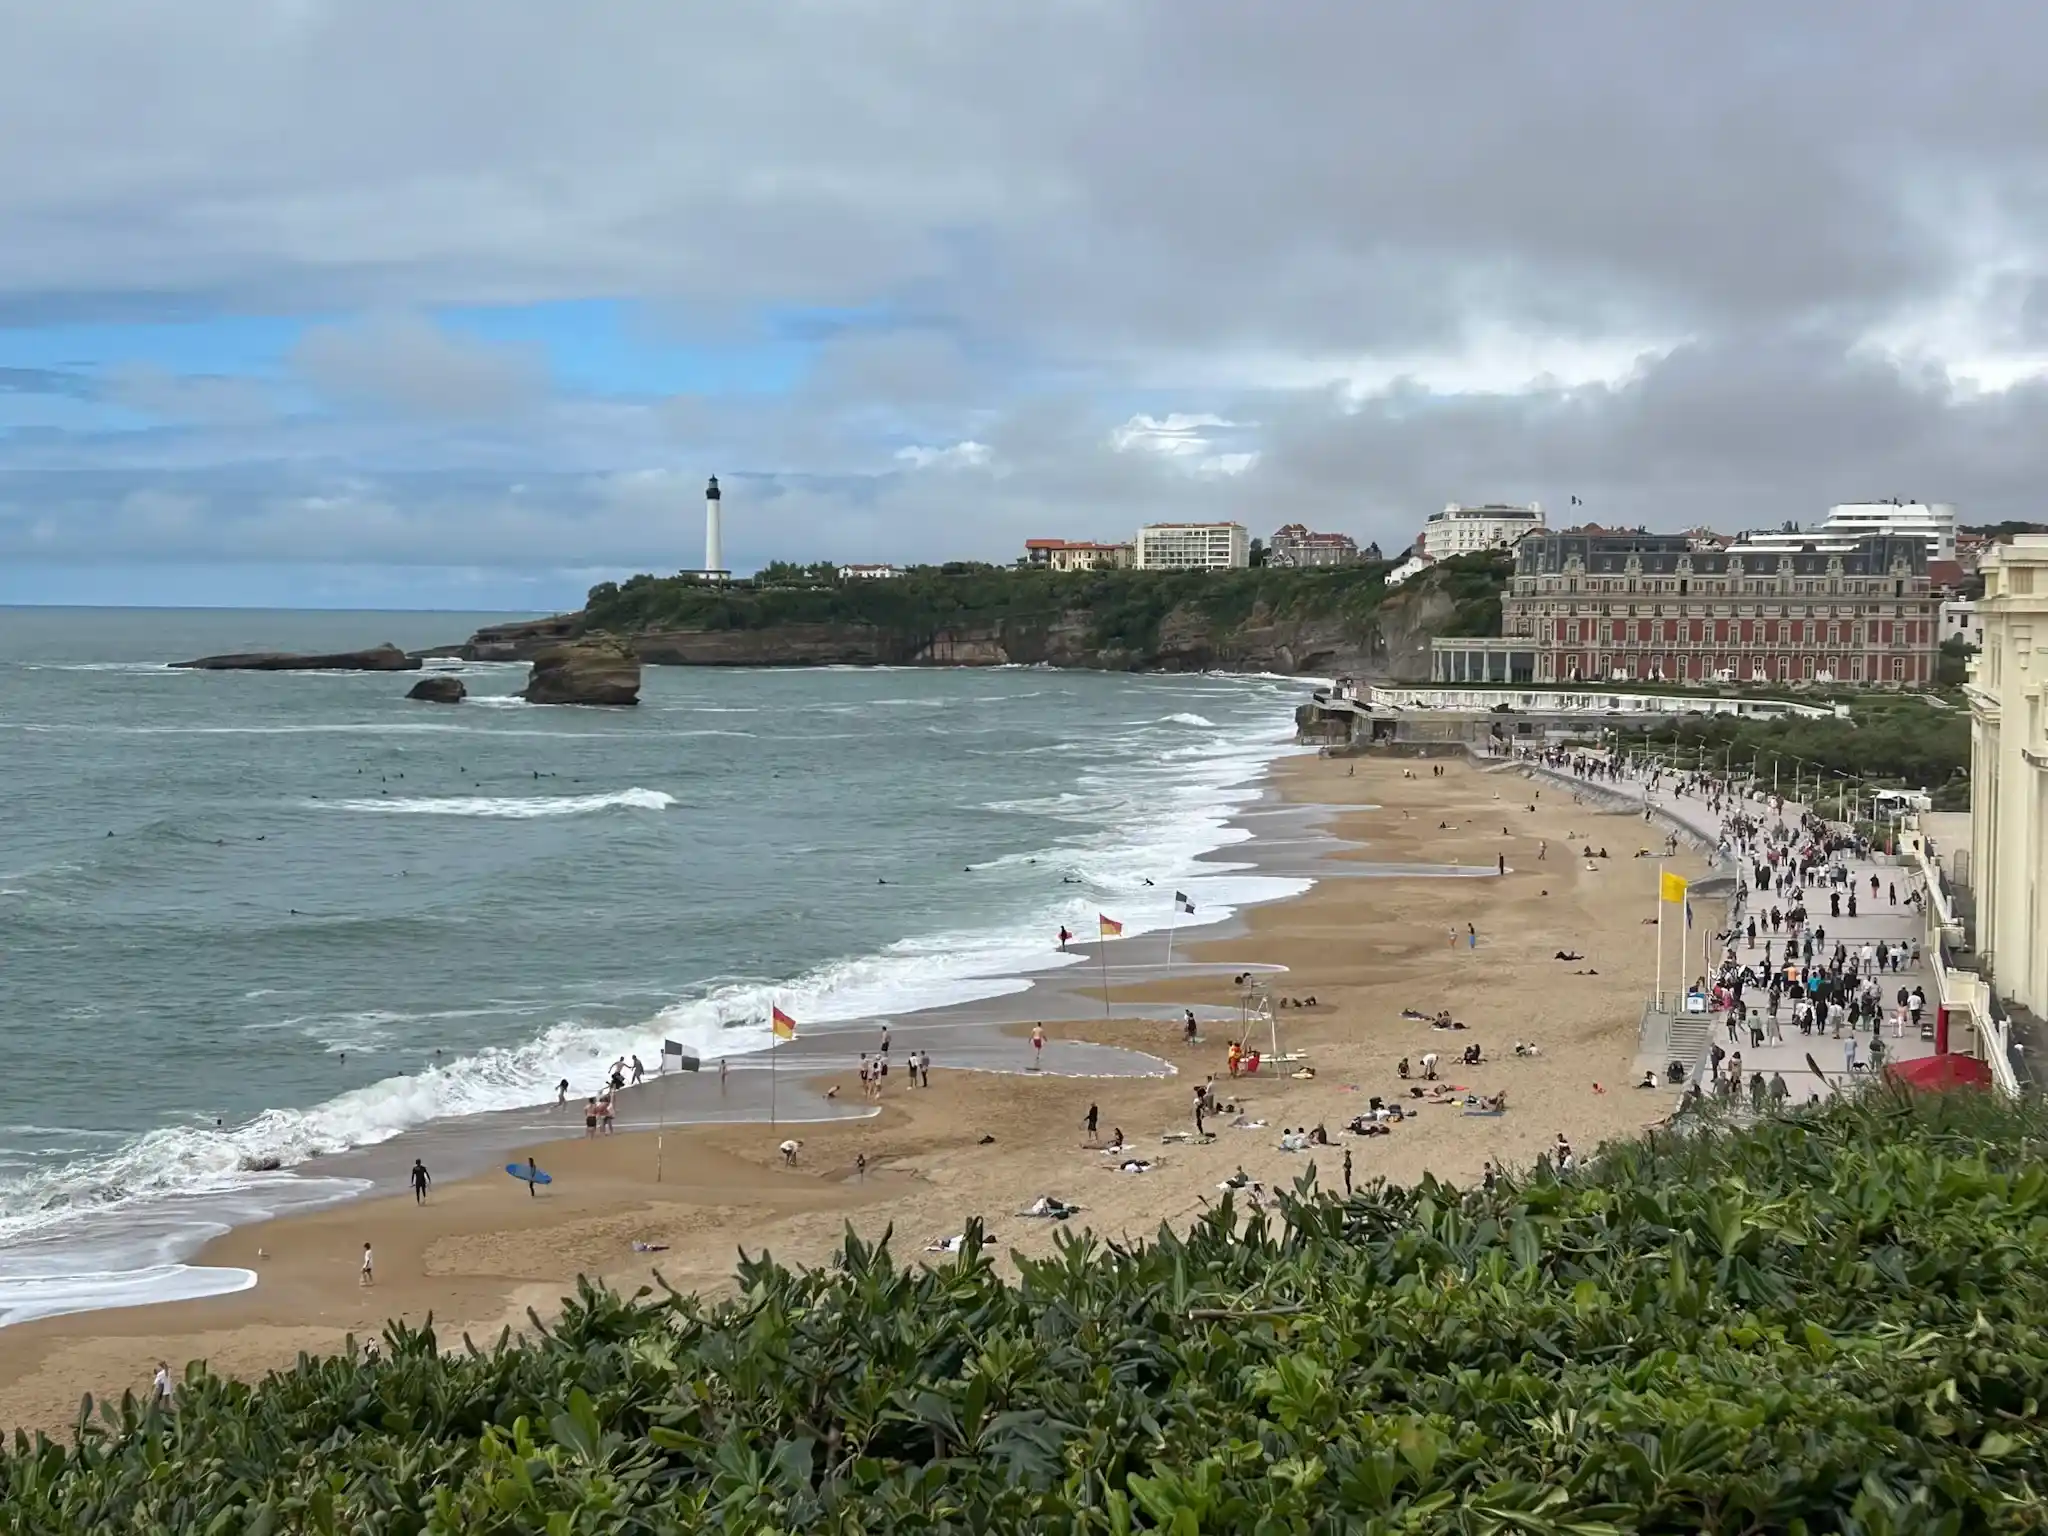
0;608;1306;1318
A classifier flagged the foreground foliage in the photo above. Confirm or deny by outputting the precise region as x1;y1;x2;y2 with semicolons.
6;1091;2045;1533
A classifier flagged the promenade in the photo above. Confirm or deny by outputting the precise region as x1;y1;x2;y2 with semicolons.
1525;750;1944;1100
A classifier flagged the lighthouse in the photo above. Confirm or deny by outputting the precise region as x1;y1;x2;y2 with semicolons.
704;475;724;575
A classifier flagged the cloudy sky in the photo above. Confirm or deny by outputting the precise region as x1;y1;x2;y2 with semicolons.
3;1;2045;609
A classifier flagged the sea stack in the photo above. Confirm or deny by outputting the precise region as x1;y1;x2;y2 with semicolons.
521;641;641;706
406;676;467;704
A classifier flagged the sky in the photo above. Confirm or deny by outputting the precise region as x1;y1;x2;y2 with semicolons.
4;1;2048;609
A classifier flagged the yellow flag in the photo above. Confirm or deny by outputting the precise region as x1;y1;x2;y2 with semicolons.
1660;871;1689;903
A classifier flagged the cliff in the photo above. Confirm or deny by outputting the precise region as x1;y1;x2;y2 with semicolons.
452;555;1506;679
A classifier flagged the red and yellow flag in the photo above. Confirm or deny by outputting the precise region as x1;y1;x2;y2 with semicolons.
771;1006;798;1041
1098;914;1123;938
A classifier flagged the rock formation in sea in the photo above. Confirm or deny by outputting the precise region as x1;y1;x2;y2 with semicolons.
405;676;467;703
520;641;641;706
171;643;422;673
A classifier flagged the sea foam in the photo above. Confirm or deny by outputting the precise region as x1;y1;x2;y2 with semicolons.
320;788;676;817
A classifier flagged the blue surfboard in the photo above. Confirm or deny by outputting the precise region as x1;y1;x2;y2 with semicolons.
505;1163;553;1185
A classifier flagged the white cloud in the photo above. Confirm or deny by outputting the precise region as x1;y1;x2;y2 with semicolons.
1109;413;1239;457
894;440;992;470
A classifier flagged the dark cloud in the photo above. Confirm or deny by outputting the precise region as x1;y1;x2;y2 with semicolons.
3;2;2048;591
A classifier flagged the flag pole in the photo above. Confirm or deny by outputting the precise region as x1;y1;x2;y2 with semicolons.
1165;903;1178;971
1655;861;1665;1011
1099;935;1111;1017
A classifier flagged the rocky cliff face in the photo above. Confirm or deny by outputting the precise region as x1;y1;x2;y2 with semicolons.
456;581;1461;680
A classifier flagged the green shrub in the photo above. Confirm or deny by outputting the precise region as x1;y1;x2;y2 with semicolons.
7;1091;2045;1531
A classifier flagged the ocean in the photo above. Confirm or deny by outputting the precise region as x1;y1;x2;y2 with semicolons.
0;607;1310;1323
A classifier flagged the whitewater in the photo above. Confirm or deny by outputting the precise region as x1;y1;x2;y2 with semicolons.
0;607;1311;1323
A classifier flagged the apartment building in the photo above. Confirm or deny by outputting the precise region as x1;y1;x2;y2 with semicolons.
1418;502;1545;560
1965;535;2048;1018
1132;522;1250;571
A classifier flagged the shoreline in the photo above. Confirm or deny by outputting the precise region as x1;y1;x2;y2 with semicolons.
0;749;1711;1432
0;685;1318;1330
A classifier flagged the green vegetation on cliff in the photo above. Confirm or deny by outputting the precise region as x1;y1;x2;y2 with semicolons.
582;553;1511;657
9;1091;2046;1532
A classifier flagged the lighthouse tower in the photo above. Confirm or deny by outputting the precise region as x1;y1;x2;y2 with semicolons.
704;475;724;575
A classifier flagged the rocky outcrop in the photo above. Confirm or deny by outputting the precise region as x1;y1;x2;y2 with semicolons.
172;643;421;672
521;642;641;706
460;614;582;661
406;676;467;704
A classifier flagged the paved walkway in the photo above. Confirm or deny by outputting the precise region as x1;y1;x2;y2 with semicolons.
1526;754;1940;1100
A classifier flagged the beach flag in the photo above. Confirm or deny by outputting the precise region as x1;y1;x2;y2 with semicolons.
1175;891;1195;914
771;1006;798;1041
1660;871;1690;903
1098;914;1123;938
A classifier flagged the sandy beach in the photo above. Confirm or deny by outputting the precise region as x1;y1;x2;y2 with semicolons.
0;751;1717;1433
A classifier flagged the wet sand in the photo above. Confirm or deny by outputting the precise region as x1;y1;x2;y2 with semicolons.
0;752;1715;1432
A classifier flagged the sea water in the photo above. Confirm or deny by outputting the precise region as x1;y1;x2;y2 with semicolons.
0;607;1309;1321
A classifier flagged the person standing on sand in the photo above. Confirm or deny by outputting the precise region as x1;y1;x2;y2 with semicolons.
409;1159;430;1204
719;1058;728;1092
360;1242;374;1286
1184;1009;1198;1045
524;1157;542;1195
584;1098;598;1137
1031;1024;1045;1069
152;1361;172;1406
1084;1103;1099;1141
556;1078;569;1108
1342;1148;1353;1196
1467;923;1477;950
1057;926;1071;952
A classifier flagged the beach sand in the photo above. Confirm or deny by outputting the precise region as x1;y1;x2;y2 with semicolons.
0;752;1717;1433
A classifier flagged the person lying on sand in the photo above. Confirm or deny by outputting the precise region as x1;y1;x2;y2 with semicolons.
925;1233;999;1254
1019;1195;1080;1219
1116;1158;1154;1174
1554;950;1585;961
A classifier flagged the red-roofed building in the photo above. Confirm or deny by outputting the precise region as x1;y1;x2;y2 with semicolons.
1023;538;1134;572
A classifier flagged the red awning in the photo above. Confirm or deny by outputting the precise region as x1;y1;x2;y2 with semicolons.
1885;1053;1994;1091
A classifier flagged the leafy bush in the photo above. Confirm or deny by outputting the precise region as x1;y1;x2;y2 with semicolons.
7;1091;2046;1531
